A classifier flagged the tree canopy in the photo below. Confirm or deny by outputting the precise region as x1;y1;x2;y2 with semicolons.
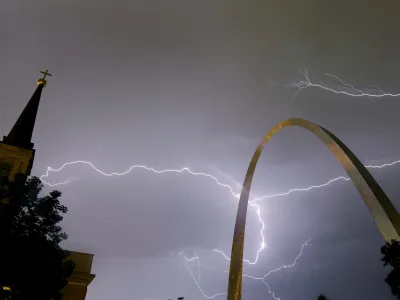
317;295;329;300
381;239;400;299
0;175;74;300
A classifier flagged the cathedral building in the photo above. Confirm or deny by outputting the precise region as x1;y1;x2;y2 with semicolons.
0;71;95;299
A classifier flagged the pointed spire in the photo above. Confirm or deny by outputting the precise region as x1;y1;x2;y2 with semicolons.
3;70;51;149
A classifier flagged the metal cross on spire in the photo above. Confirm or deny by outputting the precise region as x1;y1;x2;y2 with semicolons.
40;69;52;79
37;69;52;86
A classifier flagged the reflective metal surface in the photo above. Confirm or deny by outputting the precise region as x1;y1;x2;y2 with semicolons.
227;118;400;300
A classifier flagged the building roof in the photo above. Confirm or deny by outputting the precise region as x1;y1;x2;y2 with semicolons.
3;79;46;149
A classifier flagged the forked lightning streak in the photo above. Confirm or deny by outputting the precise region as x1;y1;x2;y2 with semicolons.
40;157;400;298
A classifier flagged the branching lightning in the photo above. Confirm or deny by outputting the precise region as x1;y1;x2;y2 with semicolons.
180;253;227;299
40;161;238;196
181;239;311;300
40;156;400;299
35;68;400;299
275;68;400;99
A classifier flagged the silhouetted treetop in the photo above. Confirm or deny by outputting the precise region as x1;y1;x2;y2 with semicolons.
382;239;400;299
0;175;74;300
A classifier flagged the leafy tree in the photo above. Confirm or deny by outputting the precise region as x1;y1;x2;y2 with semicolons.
381;239;400;299
0;175;75;300
317;295;329;300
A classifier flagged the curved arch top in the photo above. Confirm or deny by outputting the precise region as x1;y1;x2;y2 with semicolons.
227;118;400;300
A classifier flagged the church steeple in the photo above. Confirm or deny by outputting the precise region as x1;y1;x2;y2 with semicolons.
3;70;51;149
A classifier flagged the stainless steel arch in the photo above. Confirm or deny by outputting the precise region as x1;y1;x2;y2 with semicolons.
227;118;400;300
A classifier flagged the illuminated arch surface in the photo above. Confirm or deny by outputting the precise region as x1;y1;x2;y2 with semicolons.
227;118;400;300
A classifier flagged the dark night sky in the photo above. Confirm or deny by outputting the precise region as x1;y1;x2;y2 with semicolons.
2;1;400;299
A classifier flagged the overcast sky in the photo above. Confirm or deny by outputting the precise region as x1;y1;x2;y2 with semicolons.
2;1;400;299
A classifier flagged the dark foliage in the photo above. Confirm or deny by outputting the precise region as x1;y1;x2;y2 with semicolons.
0;175;74;300
317;295;329;300
382;239;400;299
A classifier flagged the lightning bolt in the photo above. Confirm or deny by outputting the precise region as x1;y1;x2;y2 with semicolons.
181;239;311;300
180;253;227;299
40;157;400;299
37;67;399;298
40;161;266;264
275;68;400;99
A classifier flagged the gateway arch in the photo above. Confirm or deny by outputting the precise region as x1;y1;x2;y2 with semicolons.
227;118;400;300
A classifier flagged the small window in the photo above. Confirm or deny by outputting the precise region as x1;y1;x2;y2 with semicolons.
0;162;12;178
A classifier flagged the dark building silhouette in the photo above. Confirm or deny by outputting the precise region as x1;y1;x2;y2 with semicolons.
0;71;95;299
